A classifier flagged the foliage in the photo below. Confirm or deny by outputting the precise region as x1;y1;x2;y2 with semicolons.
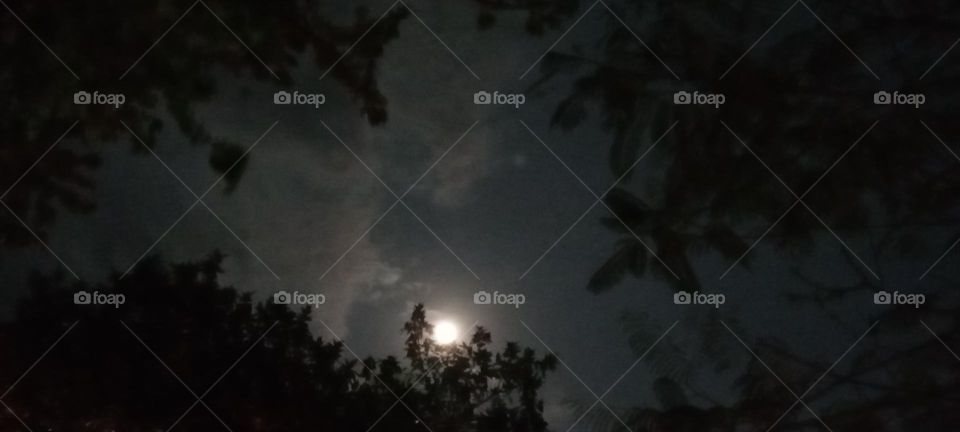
479;0;960;293
0;253;556;431
475;0;960;430
1;0;408;247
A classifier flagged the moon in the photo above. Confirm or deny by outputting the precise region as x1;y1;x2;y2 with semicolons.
433;321;459;345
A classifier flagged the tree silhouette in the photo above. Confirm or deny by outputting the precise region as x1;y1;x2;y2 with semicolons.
477;0;960;292
0;252;556;431
1;0;408;249
476;0;960;430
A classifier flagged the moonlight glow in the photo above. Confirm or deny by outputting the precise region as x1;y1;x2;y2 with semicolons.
433;321;459;345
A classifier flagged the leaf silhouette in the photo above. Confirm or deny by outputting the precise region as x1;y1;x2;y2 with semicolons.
653;377;689;410
603;187;651;230
588;239;646;293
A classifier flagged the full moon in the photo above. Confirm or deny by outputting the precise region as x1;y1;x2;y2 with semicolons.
433;321;459;345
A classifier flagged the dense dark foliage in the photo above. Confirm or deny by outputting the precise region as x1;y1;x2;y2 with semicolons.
475;1;960;430
0;253;556;431
1;0;407;247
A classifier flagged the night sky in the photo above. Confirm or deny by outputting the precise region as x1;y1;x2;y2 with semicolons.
3;0;960;430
